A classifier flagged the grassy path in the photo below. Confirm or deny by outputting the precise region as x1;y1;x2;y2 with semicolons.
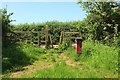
10;61;53;78
2;41;118;78
60;53;76;67
5;52;79;78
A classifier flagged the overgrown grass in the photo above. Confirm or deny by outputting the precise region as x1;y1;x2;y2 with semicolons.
19;41;118;78
64;40;118;78
82;41;118;74
21;60;99;78
2;42;46;74
2;41;118;78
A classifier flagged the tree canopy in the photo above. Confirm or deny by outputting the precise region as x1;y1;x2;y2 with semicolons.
77;1;120;45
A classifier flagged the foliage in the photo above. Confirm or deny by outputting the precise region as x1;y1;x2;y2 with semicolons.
11;21;88;44
65;41;118;74
77;2;120;45
2;43;46;73
2;3;119;78
20;41;118;78
0;8;15;47
41;52;59;62
58;38;72;52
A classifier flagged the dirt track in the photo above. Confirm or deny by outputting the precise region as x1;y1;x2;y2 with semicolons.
8;52;76;78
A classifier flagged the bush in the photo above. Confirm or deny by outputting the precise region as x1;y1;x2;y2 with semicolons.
64;40;118;73
2;43;46;73
58;39;72;52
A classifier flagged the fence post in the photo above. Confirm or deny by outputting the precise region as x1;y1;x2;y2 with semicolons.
49;35;53;48
59;31;64;44
38;31;40;46
45;25;49;48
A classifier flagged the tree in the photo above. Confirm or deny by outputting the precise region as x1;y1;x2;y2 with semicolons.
0;8;14;47
77;1;120;44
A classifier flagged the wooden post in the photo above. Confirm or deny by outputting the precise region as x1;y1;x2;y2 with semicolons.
49;35;53;48
59;31;64;44
45;25;49;48
38;31;40;46
63;31;65;41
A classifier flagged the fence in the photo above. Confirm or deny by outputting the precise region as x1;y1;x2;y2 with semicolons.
8;25;81;48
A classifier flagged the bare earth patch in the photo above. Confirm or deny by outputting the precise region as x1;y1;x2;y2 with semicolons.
10;61;53;78
7;52;77;78
60;53;76;67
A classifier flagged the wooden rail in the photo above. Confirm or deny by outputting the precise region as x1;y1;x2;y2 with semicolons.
12;31;45;47
11;28;80;48
59;31;80;44
45;25;49;48
64;32;80;34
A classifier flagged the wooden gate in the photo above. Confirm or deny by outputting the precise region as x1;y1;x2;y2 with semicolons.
59;31;80;44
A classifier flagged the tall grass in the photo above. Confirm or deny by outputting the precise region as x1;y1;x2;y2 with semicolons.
82;41;118;73
21;60;99;78
20;41;118;78
2;42;46;73
64;40;118;78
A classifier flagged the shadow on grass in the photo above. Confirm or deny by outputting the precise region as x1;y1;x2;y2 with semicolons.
2;43;35;74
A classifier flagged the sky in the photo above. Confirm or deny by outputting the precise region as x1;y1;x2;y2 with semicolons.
1;0;76;2
1;2;87;25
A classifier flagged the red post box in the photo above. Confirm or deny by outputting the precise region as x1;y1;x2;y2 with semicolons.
75;37;82;54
